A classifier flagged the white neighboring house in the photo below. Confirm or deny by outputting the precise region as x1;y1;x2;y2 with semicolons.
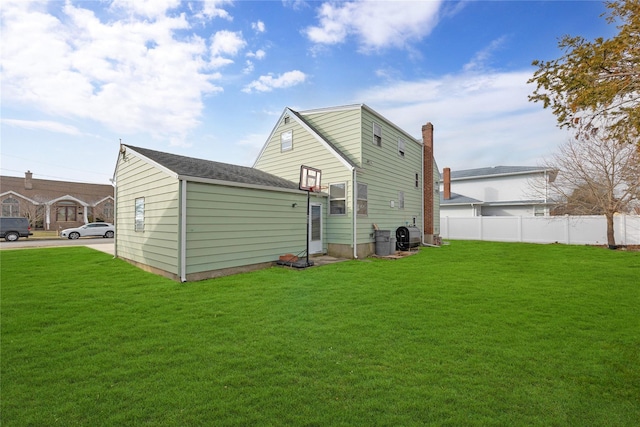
440;166;557;217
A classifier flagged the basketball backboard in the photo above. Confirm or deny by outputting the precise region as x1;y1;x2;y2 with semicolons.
299;165;322;192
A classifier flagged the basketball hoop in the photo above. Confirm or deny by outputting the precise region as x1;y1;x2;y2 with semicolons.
299;165;322;192
298;165;323;268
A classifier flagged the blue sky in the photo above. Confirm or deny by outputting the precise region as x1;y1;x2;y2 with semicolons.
1;0;614;184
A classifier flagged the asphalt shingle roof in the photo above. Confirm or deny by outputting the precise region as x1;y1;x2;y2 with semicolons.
440;192;482;205
125;145;301;191
450;166;548;179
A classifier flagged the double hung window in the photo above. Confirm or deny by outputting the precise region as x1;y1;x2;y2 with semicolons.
398;138;406;157
281;130;292;152
357;183;368;215
373;123;382;147
329;183;346;215
135;197;145;231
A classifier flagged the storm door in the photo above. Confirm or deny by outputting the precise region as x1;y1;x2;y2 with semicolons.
309;203;323;254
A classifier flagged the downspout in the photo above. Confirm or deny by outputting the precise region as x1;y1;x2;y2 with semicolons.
352;167;358;259
180;179;187;282
111;178;117;259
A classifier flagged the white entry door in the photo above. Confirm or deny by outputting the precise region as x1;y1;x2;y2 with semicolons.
309;203;323;254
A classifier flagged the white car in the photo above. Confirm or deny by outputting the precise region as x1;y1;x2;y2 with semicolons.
60;222;115;239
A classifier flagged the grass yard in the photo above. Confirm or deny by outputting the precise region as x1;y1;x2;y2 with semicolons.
1;241;639;426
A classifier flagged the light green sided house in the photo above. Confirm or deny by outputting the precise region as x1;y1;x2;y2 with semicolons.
254;104;440;259
114;104;440;281
114;145;320;281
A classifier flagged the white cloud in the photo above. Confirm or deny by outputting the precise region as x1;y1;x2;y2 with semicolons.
305;0;442;52
247;49;266;60
1;119;82;136
210;30;246;57
282;0;309;11
110;0;182;19
196;0;233;21
243;60;255;74
463;36;508;73
252;20;266;33
356;70;570;169
242;70;307;93
1;1;222;144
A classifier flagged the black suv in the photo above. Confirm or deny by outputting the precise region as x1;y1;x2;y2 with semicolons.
0;217;33;242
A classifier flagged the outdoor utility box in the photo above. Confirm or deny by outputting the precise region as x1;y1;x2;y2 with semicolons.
396;226;421;250
375;230;392;256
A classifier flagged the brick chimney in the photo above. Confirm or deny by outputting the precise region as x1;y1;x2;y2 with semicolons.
25;170;33;190
422;123;434;244
443;167;451;200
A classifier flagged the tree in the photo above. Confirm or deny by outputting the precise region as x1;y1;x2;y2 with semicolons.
543;125;640;247
551;183;608;215
528;0;640;145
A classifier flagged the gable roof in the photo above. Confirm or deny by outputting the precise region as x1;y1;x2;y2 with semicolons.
123;145;301;191
253;107;357;170
450;166;550;180
299;103;423;148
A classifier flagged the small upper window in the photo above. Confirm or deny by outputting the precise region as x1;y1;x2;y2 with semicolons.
135;197;145;232
281;130;293;152
284;116;290;124
373;123;382;147
398;191;405;209
398;138;405;157
415;173;420;188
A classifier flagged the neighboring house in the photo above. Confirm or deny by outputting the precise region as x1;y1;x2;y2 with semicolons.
114;145;317;282
439;166;557;217
253;104;440;258
113;104;440;281
0;171;114;230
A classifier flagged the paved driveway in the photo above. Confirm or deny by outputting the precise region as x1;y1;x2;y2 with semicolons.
0;238;114;255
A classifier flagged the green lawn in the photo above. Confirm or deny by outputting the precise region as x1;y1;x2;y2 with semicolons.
1;241;639;426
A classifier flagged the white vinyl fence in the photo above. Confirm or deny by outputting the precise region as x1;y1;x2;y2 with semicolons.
440;215;640;245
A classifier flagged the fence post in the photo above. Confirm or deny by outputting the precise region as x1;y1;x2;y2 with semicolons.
565;215;570;244
518;216;523;242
